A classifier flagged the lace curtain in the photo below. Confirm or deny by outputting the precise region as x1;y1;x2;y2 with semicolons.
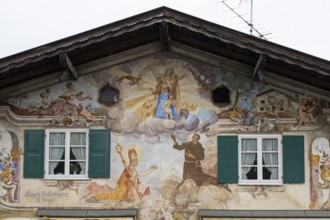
70;133;86;174
262;138;278;180
49;132;65;174
241;139;257;180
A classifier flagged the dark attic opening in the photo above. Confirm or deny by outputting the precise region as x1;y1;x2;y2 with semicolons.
211;86;230;107
99;84;119;106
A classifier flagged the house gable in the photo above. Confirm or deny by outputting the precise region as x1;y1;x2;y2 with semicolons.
0;7;330;220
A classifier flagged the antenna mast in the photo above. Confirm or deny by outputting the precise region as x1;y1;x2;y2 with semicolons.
250;0;253;35
222;0;270;40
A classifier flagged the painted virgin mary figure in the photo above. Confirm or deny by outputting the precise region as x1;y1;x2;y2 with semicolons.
150;68;179;119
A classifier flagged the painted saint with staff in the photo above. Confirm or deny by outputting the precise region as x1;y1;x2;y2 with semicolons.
92;143;158;202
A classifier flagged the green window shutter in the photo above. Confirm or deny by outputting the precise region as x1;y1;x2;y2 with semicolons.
283;135;304;183
24;130;45;178
218;136;238;183
89;129;110;178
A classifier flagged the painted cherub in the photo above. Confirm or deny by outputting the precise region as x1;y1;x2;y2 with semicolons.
40;88;51;109
296;97;315;128
163;99;173;120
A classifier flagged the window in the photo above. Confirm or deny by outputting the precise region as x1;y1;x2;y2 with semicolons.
45;129;88;179
217;135;304;185
239;135;282;185
24;129;110;179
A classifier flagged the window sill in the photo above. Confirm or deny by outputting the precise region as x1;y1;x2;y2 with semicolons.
44;176;89;181
238;182;283;186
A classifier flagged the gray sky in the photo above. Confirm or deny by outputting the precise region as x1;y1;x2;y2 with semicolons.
1;0;329;61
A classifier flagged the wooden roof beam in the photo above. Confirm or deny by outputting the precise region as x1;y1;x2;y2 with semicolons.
252;54;267;81
59;53;78;80
160;21;170;50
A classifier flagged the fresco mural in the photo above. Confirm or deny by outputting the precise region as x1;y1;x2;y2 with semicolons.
79;134;236;219
85;143;158;202
1;53;330;219
0;126;22;203
6;81;107;120
295;95;326;129
5;55;328;132
310;137;330;209
217;90;327;133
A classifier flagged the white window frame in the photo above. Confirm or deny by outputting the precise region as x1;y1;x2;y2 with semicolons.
45;128;89;180
238;134;282;185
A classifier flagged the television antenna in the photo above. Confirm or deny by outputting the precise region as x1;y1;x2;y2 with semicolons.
222;0;271;40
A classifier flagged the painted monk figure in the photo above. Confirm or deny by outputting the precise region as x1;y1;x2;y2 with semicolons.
172;133;214;187
171;134;231;192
